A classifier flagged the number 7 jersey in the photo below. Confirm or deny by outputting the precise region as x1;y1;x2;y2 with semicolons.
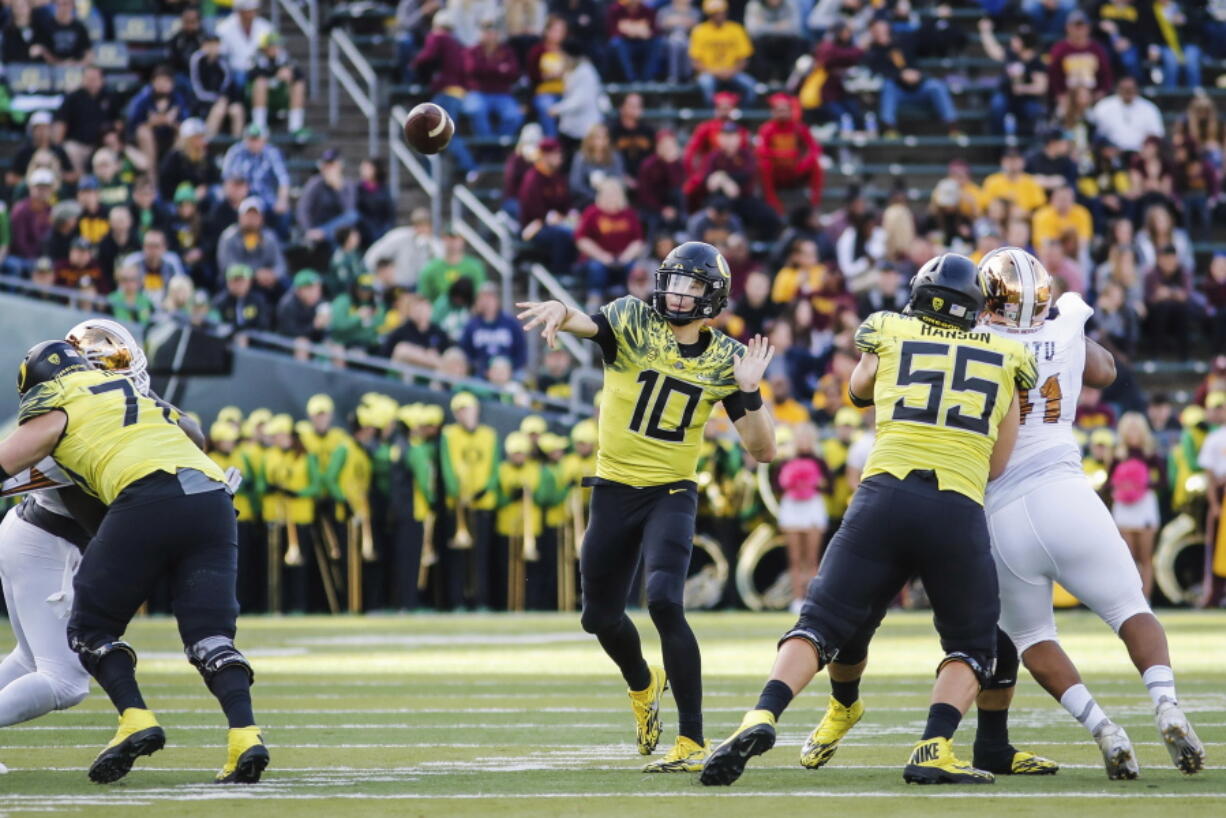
591;295;745;486
855;310;1037;505
18;368;226;505
983;292;1093;512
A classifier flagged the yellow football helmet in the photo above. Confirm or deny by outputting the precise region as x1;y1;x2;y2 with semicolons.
65;318;150;394
979;246;1052;330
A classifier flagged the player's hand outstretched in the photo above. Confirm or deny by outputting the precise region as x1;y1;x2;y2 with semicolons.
516;300;567;349
733;334;775;392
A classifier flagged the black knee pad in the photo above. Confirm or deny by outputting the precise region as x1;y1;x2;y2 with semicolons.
69;636;137;676
777;619;834;668
937;651;995;688
983;627;1019;690
185;636;254;686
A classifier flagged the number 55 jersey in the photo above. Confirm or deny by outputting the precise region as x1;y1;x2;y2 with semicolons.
19;368;226;505
590;295;746;487
854;310;1037;505
983;292;1093;513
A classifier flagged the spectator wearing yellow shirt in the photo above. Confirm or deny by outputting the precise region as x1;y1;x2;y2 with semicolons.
978;148;1047;214
935;158;982;220
766;372;810;426
1031;184;1092;252
689;0;757;104
770;238;849;331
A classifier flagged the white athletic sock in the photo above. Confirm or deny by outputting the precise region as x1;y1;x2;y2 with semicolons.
1060;683;1111;737
253;106;268;129
1142;665;1177;707
0;672;59;727
288;108;305;132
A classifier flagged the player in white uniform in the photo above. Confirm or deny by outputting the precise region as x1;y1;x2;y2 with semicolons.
979;247;1205;779
0;321;161;771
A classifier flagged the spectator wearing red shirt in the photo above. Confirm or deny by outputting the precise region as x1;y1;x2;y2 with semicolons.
1047;11;1114;108
575;179;644;307
518;138;576;275
608;0;661;82
463;20;524;139
502;123;543;219
9;168;57;272
686;121;781;239
636;129;685;236
682;91;747;177
755;93;824;214
411;11;476;173
807;21;865;129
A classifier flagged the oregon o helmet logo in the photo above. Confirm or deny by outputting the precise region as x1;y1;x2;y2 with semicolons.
932;297;945;311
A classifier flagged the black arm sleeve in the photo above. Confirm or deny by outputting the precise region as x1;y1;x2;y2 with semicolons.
847;387;873;408
588;313;618;365
723;391;747;422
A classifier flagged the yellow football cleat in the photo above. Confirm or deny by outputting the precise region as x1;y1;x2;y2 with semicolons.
89;708;166;784
628;666;667;756
700;709;777;786
985;749;1059;775
215;726;270;784
643;736;711;772
903;737;995;785
800;696;864;769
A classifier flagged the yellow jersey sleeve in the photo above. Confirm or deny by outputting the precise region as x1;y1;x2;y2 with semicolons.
19;369;225;505
859;313;1035;504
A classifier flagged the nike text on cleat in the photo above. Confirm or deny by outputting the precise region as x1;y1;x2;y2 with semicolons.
629;666;667;756
801;696;864;770
973;747;1059;776
216;726;270;784
1095;723;1139;780
903;737;995;785
700;710;776;786
1155;700;1205;775
643;736;711;772
89;708;166;784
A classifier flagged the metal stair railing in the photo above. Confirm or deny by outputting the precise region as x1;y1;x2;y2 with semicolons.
270;0;320;97
328;27;379;156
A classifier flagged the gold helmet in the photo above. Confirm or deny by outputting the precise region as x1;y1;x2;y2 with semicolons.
979;246;1052;330
65;319;149;394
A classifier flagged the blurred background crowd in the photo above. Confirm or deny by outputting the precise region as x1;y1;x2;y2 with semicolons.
2;0;1226;611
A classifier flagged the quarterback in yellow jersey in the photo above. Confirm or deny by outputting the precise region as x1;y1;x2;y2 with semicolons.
703;253;1036;788
0;341;268;786
518;241;777;772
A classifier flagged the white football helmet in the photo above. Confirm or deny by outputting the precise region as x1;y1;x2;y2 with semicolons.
65;318;150;395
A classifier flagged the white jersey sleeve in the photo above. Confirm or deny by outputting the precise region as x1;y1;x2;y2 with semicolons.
984;293;1093;511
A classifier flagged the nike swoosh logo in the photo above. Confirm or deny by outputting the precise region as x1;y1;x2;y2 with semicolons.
670;488;686;494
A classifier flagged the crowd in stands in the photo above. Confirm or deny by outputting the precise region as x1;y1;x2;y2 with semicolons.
3;2;1226;585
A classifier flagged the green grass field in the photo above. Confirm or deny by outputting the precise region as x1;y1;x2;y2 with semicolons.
0;610;1223;817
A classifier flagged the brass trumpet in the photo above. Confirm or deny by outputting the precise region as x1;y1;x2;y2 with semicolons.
522;488;539;563
282;496;303;567
418;511;437;590
360;515;377;562
451;494;474;549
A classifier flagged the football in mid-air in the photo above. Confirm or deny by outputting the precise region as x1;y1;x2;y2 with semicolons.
403;102;454;155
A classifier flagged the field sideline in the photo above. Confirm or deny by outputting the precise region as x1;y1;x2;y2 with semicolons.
0;610;1222;817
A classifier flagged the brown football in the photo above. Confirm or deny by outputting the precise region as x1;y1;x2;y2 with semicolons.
403;102;454;155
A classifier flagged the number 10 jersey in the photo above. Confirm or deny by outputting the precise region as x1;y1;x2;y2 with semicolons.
854;310;1037;505
984;292;1093;513
591;295;745;487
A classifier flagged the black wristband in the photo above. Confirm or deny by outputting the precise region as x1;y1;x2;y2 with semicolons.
740;388;764;412
0;464;11;482
848;387;873;408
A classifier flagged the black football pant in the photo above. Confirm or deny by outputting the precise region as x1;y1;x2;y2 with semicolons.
791;472;1000;682
580;478;704;742
68;473;250;721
